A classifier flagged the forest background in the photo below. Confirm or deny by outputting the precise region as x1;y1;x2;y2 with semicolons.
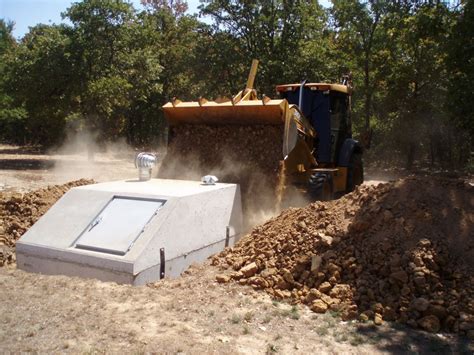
0;0;472;170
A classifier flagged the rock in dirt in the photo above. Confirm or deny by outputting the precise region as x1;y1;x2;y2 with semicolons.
240;262;258;278
418;315;441;333
374;313;383;325
215;274;230;283
319;282;332;293
311;300;328;313
411;297;430;312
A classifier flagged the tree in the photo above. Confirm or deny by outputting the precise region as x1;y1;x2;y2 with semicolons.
0;20;28;144
64;0;162;144
4;24;72;146
381;2;456;168
0;0;468;171
141;0;189;16
199;0;333;95
0;19;15;54
192;28;248;98
447;0;474;147
331;0;389;136
140;1;203;101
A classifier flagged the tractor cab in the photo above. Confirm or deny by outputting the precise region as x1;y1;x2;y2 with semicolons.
276;80;363;197
276;82;353;167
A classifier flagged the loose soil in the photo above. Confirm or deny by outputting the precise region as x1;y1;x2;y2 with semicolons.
158;124;286;225
1;264;471;353
214;177;474;336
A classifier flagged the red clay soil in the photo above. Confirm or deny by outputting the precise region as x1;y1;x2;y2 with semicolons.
213;177;474;335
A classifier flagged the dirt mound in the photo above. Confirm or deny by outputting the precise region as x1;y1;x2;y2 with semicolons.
158;124;285;224
0;179;94;266
213;177;474;335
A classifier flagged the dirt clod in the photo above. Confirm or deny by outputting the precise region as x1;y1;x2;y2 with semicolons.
374;313;383;326
311;299;328;313
418;315;441;333
215;274;230;283
240;262;258;278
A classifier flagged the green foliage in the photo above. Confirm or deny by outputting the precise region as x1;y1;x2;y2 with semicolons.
200;0;335;94
331;0;463;168
0;0;470;170
0;19;15;55
372;2;457;167
64;0;163;143
447;0;474;142
0;20;26;143
3;24;71;146
331;0;389;131
193;29;247;98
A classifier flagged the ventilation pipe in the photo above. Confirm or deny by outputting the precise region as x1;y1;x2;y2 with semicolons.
135;152;157;181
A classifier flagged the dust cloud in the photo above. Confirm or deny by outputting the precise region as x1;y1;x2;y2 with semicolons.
47;124;308;228
47;129;139;183
157;124;308;229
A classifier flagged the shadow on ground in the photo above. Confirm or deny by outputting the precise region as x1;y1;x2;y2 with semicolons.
0;146;45;155
0;159;55;170
0;158;139;171
354;321;472;353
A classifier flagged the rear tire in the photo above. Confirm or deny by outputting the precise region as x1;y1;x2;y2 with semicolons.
346;153;364;192
308;172;333;201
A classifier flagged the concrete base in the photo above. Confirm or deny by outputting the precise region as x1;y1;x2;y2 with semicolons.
16;179;243;285
17;235;240;285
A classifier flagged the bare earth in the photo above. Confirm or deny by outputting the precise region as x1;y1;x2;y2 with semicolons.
0;145;471;353
0;144;138;192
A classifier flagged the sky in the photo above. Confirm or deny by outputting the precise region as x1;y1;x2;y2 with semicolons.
0;0;202;38
1;0;330;39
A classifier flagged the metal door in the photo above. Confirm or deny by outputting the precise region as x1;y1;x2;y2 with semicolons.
74;197;164;255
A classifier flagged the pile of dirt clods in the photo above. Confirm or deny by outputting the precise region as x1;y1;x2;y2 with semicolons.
158;124;286;221
0;179;94;266
214;177;474;336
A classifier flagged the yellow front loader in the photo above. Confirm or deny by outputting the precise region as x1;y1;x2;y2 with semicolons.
162;60;363;201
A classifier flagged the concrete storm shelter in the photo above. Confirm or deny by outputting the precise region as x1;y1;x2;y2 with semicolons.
16;179;243;285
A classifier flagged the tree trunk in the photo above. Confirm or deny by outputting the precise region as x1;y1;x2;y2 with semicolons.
364;54;371;133
429;135;435;166
406;142;416;170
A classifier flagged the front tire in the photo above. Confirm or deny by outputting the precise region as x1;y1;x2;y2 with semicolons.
346;153;364;192
308;172;334;201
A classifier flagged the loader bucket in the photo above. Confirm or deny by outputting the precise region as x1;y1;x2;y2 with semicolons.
163;99;287;126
